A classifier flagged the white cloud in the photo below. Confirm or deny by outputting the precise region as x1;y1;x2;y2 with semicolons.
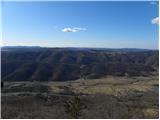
152;17;159;25
62;27;86;32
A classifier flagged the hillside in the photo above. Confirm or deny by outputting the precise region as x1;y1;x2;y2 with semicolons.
1;47;159;81
2;76;159;118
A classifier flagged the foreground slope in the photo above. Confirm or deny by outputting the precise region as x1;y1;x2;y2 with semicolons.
2;76;158;118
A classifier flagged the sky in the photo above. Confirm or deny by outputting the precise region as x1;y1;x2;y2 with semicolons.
1;1;159;49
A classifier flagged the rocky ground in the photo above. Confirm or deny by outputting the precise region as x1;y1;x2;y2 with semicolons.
1;75;159;118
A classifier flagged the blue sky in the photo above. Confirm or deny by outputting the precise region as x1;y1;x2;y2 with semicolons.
1;1;159;49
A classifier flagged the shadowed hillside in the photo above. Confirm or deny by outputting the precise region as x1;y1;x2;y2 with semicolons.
2;47;159;81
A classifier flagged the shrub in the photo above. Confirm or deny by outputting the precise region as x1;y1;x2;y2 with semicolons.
64;95;84;118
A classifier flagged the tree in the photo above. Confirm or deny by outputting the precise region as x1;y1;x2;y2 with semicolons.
64;95;84;118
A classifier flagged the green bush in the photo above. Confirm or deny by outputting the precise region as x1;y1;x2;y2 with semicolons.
64;95;84;118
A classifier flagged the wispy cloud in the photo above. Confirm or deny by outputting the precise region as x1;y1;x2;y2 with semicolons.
150;1;157;5
150;1;159;8
152;17;159;25
62;27;86;32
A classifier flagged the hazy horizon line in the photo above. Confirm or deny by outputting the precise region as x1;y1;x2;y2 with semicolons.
1;45;159;50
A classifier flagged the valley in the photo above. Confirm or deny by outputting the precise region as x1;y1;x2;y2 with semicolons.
1;47;159;118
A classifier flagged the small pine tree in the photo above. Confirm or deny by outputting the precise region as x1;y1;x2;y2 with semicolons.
64;95;84;118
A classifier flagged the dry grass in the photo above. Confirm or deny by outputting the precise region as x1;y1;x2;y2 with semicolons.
1;75;159;119
49;76;158;96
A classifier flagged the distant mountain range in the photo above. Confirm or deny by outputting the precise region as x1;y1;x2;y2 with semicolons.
2;46;159;81
1;46;157;52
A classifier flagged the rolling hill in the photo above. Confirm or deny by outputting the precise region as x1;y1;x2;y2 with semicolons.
1;47;159;81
